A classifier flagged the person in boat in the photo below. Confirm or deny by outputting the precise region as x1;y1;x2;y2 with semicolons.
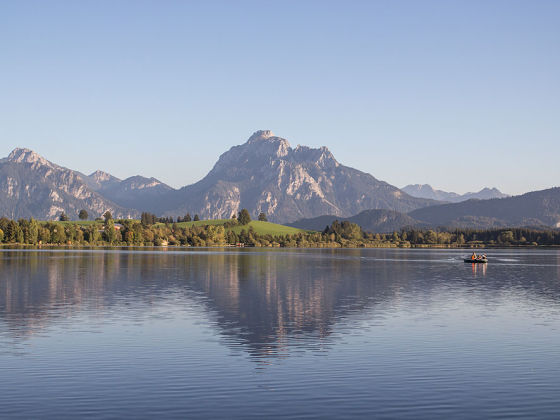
471;252;477;260
482;254;487;259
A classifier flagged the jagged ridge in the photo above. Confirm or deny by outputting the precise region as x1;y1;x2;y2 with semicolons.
0;148;138;220
167;130;436;223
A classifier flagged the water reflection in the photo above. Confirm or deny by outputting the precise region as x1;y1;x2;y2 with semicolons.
469;261;487;276
1;249;559;360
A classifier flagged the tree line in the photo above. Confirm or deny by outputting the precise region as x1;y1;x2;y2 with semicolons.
61;208;268;224
0;216;559;247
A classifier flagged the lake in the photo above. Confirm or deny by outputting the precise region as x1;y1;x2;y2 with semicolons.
1;248;559;419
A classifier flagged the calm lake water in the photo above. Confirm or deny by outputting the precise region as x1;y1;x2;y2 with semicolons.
1;248;559;419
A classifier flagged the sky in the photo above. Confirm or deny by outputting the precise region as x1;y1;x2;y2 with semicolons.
1;0;558;195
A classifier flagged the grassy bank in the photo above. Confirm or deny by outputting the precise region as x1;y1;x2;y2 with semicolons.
3;218;560;248
139;219;303;235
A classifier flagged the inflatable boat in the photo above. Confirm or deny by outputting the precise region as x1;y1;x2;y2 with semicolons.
464;257;488;263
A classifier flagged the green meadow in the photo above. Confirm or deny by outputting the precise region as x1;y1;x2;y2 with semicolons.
159;219;306;235
43;218;307;236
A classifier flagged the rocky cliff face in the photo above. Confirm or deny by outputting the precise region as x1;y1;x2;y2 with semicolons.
0;148;138;220
168;131;435;223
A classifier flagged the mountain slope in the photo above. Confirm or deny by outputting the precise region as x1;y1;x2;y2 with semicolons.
408;188;560;228
0;148;138;220
167;130;435;223
288;209;423;233
81;170;122;191
92;175;175;213
402;184;508;202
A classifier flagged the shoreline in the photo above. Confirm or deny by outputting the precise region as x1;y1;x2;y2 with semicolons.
1;244;559;250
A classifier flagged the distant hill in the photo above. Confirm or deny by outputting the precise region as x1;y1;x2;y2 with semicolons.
288;209;423;233
402;184;508;203
290;188;560;232
408;187;560;229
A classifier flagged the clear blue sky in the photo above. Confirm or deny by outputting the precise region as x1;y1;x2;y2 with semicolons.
1;0;558;195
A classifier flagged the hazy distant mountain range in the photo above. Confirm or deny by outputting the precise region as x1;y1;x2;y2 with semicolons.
291;188;560;232
1;130;558;230
402;184;508;202
408;188;560;229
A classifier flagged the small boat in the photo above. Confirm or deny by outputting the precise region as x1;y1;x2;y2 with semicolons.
464;257;488;263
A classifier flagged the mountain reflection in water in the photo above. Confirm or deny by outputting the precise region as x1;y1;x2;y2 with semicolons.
2;248;560;419
1;248;559;361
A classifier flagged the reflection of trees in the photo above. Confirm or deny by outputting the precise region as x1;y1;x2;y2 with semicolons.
0;249;407;358
1;249;560;360
185;250;406;359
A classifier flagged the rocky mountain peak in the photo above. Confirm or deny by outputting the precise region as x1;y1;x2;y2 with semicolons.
247;130;275;143
0;148;137;220
122;175;172;190
293;145;337;167
0;131;438;223
173;130;434;223
89;170;119;183
246;130;290;155
8;148;51;167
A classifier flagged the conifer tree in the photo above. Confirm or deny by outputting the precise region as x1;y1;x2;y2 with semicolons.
105;219;116;243
103;211;113;222
238;209;251;225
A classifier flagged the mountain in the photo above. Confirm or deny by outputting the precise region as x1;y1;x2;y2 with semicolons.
408;187;560;229
461;187;509;201
291;188;560;232
90;175;175;213
0;148;138;220
81;170;121;191
0;133;435;222
402;184;508;203
288;209;423;233
10;132;549;227
167;130;435;223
